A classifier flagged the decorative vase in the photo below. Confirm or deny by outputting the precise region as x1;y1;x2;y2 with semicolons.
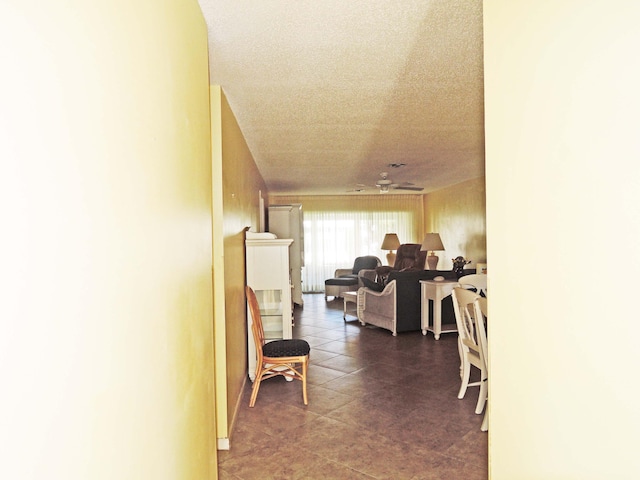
452;256;471;279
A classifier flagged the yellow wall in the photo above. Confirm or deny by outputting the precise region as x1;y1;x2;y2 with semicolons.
423;177;487;270
0;1;217;479
485;1;640;478
213;90;268;444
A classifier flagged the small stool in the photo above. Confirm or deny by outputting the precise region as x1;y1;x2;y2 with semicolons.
324;276;358;300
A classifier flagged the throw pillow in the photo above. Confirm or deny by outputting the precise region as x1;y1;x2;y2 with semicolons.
361;276;385;292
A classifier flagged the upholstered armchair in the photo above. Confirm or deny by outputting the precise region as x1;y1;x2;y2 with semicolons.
324;255;381;300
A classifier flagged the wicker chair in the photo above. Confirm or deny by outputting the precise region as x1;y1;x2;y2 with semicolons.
246;286;310;407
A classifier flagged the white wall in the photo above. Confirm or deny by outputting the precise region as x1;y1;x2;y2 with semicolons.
485;1;640;478
0;1;217;478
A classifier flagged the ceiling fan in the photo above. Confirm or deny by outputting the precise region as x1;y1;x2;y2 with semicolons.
374;172;424;193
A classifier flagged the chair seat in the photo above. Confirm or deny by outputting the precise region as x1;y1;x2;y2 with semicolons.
263;339;310;357
325;277;358;286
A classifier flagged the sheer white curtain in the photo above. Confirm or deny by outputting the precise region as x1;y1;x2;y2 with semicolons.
303;210;415;291
302;198;421;292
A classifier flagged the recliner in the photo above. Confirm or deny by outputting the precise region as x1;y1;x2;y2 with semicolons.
375;243;427;280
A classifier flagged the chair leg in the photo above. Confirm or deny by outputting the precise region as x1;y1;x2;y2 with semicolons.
301;359;308;405
480;408;488;431
249;374;263;407
458;357;471;399
475;375;488;414
457;338;465;378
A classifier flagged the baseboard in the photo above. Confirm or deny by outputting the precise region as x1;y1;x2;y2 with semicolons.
216;437;230;451
216;374;248;451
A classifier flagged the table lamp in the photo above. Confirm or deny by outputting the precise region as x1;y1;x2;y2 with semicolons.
420;233;445;270
380;233;401;266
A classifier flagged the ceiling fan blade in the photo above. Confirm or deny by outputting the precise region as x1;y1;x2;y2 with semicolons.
394;185;424;191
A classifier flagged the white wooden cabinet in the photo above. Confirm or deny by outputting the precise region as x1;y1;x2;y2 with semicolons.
268;204;304;306
245;236;294;381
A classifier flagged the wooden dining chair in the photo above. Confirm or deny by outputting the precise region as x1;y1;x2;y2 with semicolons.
452;287;487;415
474;296;489;431
246;286;310;407
457;273;487;297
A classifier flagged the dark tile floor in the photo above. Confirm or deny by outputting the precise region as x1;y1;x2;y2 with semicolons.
218;293;487;480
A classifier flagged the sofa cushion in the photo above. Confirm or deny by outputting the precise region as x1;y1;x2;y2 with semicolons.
338;273;359;279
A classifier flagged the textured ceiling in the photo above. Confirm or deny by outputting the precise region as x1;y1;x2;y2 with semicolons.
198;0;485;195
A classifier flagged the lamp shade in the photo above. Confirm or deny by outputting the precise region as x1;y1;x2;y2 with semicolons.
420;233;445;252
380;233;400;251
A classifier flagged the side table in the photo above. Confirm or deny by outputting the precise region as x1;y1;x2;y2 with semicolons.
420;279;458;339
343;291;358;321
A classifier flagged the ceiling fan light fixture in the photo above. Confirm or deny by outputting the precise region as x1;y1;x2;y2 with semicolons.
373;171;423;193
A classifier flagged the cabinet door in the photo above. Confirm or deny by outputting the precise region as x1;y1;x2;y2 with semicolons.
253;289;284;340
268;204;304;305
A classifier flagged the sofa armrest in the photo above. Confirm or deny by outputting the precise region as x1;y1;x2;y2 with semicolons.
358;280;396;318
357;281;397;335
361;281;395;297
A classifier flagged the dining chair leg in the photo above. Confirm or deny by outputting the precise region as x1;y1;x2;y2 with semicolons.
302;359;308;405
475;374;488;414
249;375;262;407
458;358;471;399
457;338;464;379
480;408;488;431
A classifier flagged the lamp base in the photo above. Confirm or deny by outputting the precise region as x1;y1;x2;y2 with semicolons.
386;252;396;266
426;254;439;270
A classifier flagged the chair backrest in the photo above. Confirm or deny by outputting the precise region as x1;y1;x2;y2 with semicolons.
352;255;381;274
452;287;482;354
458;273;488;296
246;286;265;350
393;244;427;271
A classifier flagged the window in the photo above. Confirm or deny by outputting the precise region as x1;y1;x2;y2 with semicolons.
302;210;415;292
